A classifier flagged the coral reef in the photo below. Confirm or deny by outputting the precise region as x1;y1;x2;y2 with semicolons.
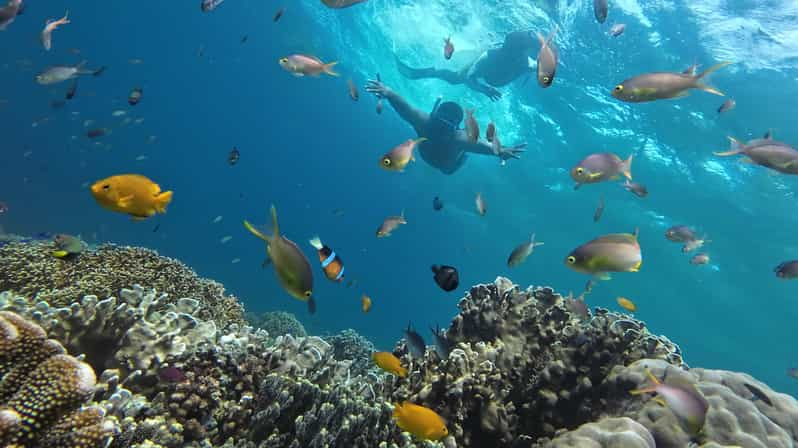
546;417;655;448
386;277;685;447
0;240;244;328
0;285;217;382
246;310;306;338
0;310;118;447
323;328;378;378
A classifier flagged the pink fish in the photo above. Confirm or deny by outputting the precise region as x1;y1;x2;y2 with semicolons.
443;36;454;60
41;10;70;51
320;0;367;8
631;368;709;435
278;54;339;77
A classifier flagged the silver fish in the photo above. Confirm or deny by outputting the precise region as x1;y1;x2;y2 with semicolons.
536;26;559;88
622;180;648;198
507;233;544;267
609;23;626;37
36;62;94;85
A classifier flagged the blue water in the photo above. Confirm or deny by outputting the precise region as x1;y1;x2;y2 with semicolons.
1;0;797;396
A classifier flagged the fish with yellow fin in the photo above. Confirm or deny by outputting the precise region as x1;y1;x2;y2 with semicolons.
244;205;316;313
90;174;173;220
372;352;405;377
380;138;427;172
52;234;85;258
630;368;709;435
565;231;642;279
393;401;448;441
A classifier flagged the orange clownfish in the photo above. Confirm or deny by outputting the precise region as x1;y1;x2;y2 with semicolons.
309;236;344;282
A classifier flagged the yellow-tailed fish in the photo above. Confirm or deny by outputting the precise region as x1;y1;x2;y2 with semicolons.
278;54;339;77
616;297;637;312
612;61;732;103
565;232;642;279
90;174;173;221
372;352;405;377
571;152;633;189
507;233;544;267
393;401;448;441
380;138;427;172
376;210;406;237
243;205;315;312
52;233;85;258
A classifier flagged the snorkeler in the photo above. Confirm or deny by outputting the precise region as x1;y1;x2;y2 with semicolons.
395;30;539;101
365;79;526;175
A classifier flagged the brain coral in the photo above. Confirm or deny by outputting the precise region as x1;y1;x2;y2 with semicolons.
0;240;244;328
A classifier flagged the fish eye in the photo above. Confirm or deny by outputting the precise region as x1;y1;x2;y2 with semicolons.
279;58;288;63
576;167;584;175
102;184;110;190
304;290;312;297
567;256;576;264
382;158;392;166
543;76;550;83
614;85;623;91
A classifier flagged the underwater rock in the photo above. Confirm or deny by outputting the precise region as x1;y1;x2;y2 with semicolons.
0;311;118;447
0;240;245;328
246;310;307;338
546;417;655;447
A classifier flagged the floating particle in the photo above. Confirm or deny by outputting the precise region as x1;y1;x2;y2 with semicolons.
231;258;241;264
220;235;232;244
212;215;223;223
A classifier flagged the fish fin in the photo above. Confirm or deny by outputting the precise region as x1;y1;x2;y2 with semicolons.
117;195;134;208
323;61;340;77
52;250;68;258
154;191;173;213
595;272;612;281
630;260;642;272
630;386;657;396
573;183;582;190
622;154;633;180
764;129;773;140
714;137;745;156
399;209;407;223
414;137;428;145
269;205;281;236
130;215;148;222
653;397;668;407
693;61;732;95
309;236;323;250
537;25;559;47
244;220;272;243
588;172;604;180
695;83;724;96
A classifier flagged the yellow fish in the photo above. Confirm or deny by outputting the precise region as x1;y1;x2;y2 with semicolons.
617;297;637;312
393;401;448;441
90;174;172;220
361;294;372;313
372;351;405;377
379;138;427;172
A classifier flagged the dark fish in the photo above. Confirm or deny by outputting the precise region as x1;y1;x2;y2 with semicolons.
273;7;285;22
774;260;798;279
128;87;143;106
665;225;696;243
431;264;459;292
432;196;443;211
536;26;559;88
228;147;240;165
86;128;109;138
622;180;648;198
152;223;160;233
593;195;605;222
404;323;426;358
240;35;248;43
443;36;454;60
717;98;735;114
593;0;608;23
201;0;224;12
65;79;77;100
743;383;773;407
321;0;368;9
430;324;451;359
158;366;186;383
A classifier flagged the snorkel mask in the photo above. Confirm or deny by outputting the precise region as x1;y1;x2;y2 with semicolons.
428;98;463;138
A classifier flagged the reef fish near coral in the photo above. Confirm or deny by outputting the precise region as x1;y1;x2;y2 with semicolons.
403;323;426;358
244;205;315;312
393;401;448;441
565;232;642;278
52;233;85;258
372;351;407;377
630;368;709;435
90;174;173;221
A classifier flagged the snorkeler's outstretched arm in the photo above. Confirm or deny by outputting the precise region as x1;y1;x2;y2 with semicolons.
460;135;526;160
365;79;428;133
465;77;502;101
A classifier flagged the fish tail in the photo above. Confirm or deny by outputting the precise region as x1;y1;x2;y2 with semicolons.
323;61;340;77
713;137;745;156
154;190;173;213
400;209;407;223
270;204;280;236
622;154;633;181
243;220;272;243
309;235;323;250
538;25;559;46
52;250;68;258
694;61;732;96
629;367;662;395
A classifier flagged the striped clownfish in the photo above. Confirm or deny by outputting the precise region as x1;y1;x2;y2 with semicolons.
309;236;345;282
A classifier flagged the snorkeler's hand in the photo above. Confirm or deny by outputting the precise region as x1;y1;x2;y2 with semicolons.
484;86;502;102
365;79;392;99
499;143;526;161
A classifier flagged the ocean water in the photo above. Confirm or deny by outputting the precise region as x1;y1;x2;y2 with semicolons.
1;0;797;397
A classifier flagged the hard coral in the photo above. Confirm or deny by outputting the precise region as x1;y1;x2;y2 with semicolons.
246;311;307;338
323;328;378;378
387;277;685;447
0;311;117;447
0;241;244;328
